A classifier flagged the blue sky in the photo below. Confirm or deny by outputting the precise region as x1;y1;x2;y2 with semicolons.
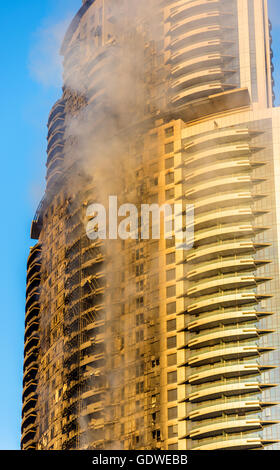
0;0;280;451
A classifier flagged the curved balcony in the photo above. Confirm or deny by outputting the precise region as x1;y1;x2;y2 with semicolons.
22;380;37;401
188;363;276;385
167;12;232;39
170;67;234;90
46;168;63;188
169;24;232;50
186;345;274;367
47;117;65;140
182;127;260;149
189;419;278;440
168;39;233;65
47;131;64;153
171;53;233;78
166;0;221;23
185;175;265;199
188;208;260;233
48;100;65;125
47;144;64;166
193;227;257;248
26;275;40;298
47;153;64;173
171;81;234;106
187;240;269;263
187;275;271;298
21;427;37;447
23;348;39;371
187;258;270;281
188;292;272;314
184;160;263;187
188;400;275;421
24;318;39;341
22;394;37;416
21;411;37;433
183;143;255;168
193;438;280;450
187;310;273;331
47;160;64;185
23;363;38;382
26;286;40;307
27;246;41;269
192;193;266;217
188;382;276;403
186;327;272;350
25;305;39;325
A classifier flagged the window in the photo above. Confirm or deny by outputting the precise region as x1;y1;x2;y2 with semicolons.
167;353;177;367
166;269;176;282
168;424;178;438
168;406;178;420
136;248;144;260
136;313;144;326
136;381;144;394
136;362;145;377
167;336;177;349
167;370;177;384
152;358;160;367
165;142;174;154
168;443;178;450
136;329;144;342
136;280;144;292
165;157;174;169
165;126;174;138
166;237;175;249
167;319;176;332
167;302;176;315
165;172;174;185
166;252;175;265
165;188;174;200
136;297;144;308
168;388;177;402
152;429;161;441
166;285;176;298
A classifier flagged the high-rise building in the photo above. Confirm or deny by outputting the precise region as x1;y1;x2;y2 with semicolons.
22;0;280;451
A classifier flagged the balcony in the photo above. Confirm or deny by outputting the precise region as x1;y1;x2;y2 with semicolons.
167;0;221;23
187;258;271;281
187;239;269;264
188;291;272;314
188;400;278;421
171;81;234;106
168;39;233;65
188;363;276;385
169;24;231;50
188;381;276;403
189;419;278;440
192;437;280;450
183;143;257;168
171;53;233;78
168;12;232;38
187;310;273;331
190;192;264;215
187;275;271;298
185;175;264;199
170;67;234;90
186;327;273;350
185;345;274;367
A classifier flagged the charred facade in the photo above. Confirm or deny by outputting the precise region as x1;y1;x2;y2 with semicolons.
22;0;280;450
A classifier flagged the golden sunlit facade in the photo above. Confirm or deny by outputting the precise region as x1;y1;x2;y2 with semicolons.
22;0;280;451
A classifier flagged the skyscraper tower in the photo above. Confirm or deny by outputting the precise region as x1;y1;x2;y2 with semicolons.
22;0;280;450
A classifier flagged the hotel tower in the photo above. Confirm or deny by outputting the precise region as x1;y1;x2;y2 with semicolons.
22;0;280;450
